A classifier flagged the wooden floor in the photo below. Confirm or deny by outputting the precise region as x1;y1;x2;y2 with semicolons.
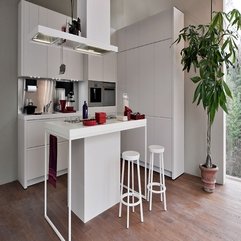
1;171;241;241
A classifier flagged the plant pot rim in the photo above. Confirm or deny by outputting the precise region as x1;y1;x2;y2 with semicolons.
199;164;218;170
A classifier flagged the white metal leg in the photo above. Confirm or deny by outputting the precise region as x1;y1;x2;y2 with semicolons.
44;131;72;241
44;131;48;218
119;158;125;218
127;160;130;228
159;153;163;202
137;159;144;223
131;160;134;212
68;139;72;240
149;153;154;211
161;153;167;211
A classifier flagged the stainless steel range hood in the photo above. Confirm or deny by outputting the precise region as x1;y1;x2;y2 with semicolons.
31;25;118;56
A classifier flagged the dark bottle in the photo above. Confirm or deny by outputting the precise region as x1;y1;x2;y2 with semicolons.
82;101;88;119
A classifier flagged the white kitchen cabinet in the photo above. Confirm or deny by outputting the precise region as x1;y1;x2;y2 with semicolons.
87;55;103;81
18;115;76;189
117;7;184;179
103;53;117;82
26;142;68;181
116;52;127;114
126;49;139;112
18;0;84;80
86;53;116;82
139;44;155;116
19;1;48;77
154;39;172;118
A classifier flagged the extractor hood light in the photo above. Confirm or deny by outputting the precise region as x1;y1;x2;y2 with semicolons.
32;32;59;44
74;45;103;56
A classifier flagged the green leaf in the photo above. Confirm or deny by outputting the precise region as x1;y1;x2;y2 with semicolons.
223;80;232;98
191;76;201;83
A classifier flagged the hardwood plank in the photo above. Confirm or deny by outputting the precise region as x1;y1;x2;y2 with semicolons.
0;171;241;241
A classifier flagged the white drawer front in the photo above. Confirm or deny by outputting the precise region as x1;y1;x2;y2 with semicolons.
27;142;68;181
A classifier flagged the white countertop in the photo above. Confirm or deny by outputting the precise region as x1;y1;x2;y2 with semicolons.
45;119;147;140
18;112;82;121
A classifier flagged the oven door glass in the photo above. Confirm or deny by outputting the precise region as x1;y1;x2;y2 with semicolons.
90;87;102;103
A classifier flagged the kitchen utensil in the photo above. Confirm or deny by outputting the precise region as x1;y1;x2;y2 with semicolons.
59;99;66;112
24;105;37;114
59;46;66;74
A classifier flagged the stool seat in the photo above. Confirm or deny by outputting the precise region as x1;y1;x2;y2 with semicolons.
119;150;143;228
122;151;140;161
148;145;164;154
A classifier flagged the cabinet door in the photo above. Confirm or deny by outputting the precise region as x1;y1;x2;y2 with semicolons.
88;55;103;80
27;146;44;180
26;119;66;148
154;40;172;118
22;2;48;77
57;142;68;171
64;50;84;80
117;52;127;113
153;117;172;172
139;44;154;116
103;53;117;82
126;48;139;112
27;142;68;181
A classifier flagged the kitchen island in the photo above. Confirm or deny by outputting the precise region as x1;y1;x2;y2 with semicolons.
44;118;147;241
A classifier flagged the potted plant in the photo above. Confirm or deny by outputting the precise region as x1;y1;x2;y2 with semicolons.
175;9;241;192
69;0;81;35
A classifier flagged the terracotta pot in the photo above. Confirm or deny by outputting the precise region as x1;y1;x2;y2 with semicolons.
199;164;218;193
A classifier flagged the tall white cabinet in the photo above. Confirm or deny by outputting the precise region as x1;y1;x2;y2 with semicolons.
117;7;184;179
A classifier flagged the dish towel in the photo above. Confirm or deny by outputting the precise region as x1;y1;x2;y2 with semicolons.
48;134;57;188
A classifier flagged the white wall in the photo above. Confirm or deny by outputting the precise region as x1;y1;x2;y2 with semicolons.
0;0;18;185
111;0;224;183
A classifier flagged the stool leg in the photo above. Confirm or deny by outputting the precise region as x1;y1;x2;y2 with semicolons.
137;159;144;223
119;158;125;218
127;160;130;228
132;160;135;213
161;153;167;211
149;152;154;211
159;153;163;202
147;152;152;202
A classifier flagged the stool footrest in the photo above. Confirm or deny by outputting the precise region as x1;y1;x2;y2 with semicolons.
120;192;142;207
147;182;166;194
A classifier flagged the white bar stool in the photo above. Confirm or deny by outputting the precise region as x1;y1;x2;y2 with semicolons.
119;151;144;228
147;145;167;211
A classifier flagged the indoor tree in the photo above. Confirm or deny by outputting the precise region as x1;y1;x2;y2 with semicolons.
174;8;241;190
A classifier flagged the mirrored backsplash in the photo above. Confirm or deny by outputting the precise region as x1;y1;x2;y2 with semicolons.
18;79;79;114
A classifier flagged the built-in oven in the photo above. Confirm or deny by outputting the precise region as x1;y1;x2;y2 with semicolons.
88;80;116;107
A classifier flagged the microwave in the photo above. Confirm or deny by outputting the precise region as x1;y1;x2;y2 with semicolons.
88;80;116;107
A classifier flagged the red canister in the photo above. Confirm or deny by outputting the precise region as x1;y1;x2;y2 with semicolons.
95;112;106;124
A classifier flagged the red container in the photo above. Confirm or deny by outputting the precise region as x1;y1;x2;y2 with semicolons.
83;119;97;126
95;112;106;124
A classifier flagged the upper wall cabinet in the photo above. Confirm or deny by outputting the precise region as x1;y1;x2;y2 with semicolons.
117;8;173;52
85;53;117;82
18;1;48;77
18;0;83;80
